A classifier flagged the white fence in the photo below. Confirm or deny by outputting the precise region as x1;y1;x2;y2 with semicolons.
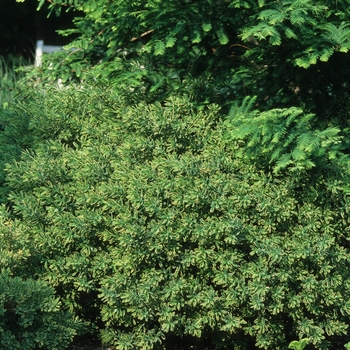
35;40;62;67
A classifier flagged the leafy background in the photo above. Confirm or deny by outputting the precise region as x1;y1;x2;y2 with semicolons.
1;0;350;349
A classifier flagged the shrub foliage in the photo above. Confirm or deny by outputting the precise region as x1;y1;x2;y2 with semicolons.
6;0;350;349
0;270;79;350
0;85;349;349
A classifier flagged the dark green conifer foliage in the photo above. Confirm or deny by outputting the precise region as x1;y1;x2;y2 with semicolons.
30;0;350;117
225;96;349;173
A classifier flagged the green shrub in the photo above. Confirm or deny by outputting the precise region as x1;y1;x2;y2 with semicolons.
0;270;79;350
0;55;30;109
0;108;33;205
0;55;34;204
1;85;350;349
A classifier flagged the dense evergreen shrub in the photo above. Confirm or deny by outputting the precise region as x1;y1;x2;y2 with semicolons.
0;108;33;204
0;270;79;350
1;85;350;349
5;1;350;349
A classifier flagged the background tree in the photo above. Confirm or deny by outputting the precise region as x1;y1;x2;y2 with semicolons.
31;0;350;115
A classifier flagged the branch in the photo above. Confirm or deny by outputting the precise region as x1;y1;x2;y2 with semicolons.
131;30;155;42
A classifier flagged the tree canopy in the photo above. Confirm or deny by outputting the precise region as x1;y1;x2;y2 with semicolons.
34;0;350;111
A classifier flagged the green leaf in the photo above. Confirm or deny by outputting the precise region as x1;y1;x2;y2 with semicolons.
165;36;177;48
217;28;229;45
269;33;281;45
339;45;350;53
288;338;310;350
154;40;165;55
202;23;212;32
274;153;292;172
284;27;297;39
319;48;333;62
291;148;306;161
295;56;311;68
192;30;202;44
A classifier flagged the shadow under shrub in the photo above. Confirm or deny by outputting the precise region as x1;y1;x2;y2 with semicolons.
1;85;350;349
0;270;79;350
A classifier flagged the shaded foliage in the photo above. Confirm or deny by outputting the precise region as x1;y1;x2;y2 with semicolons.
0;270;79;350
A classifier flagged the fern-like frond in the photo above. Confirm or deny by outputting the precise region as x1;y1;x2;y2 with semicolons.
284;27;298;39
297;132;314;150
274;153;292;173
228;96;257;118
225;103;346;173
216;28;229;45
154;40;166;55
165;36;177;48
258;9;285;25
291;148;306;161
322;22;350;46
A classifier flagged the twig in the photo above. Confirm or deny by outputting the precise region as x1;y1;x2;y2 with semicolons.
131;29;155;42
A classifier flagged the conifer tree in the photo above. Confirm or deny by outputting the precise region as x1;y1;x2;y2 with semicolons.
27;0;350;117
